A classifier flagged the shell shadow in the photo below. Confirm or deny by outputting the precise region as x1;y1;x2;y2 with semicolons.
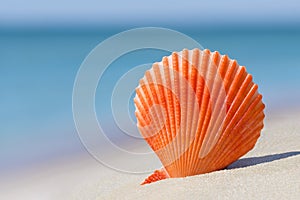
227;151;300;169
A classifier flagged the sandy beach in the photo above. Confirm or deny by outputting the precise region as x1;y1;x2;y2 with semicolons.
1;109;299;200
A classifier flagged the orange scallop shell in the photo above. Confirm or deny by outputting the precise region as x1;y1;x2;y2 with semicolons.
134;48;265;185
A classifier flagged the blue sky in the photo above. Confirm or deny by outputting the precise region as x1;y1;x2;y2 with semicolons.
0;0;299;27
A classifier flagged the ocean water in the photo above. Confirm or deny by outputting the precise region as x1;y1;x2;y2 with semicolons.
1;27;300;174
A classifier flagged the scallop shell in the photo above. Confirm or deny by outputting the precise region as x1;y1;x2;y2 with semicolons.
134;48;265;185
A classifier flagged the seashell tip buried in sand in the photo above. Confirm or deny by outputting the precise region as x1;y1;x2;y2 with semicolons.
134;48;265;185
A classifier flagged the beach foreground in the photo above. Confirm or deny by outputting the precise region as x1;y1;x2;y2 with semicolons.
1;110;300;200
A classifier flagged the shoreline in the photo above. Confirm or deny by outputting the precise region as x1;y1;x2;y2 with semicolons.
1;109;299;199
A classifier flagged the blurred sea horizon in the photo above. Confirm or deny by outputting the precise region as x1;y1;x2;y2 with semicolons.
1;24;300;176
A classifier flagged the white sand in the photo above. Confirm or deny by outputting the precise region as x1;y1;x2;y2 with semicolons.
1;110;300;200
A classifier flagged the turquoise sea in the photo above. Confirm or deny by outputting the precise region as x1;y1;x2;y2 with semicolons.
1;26;300;174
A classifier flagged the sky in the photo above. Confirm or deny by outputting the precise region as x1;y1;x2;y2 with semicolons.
0;0;299;27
